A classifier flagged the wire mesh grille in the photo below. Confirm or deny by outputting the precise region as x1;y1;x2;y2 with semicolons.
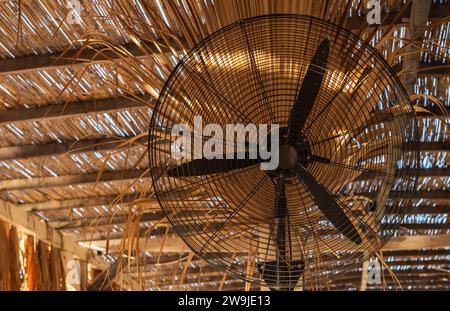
148;14;419;290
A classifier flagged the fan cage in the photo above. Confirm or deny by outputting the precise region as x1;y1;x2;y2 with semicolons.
148;14;419;289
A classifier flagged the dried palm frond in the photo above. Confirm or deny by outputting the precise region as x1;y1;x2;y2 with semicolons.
24;235;37;291
36;241;52;291
0;221;11;290
376;251;403;291
8;226;21;291
49;247;67;291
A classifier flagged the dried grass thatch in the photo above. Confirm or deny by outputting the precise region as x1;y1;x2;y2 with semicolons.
0;223;21;290
0;0;448;291
0;221;10;290
8;226;21;291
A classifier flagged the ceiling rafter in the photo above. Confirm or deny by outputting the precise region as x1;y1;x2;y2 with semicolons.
82;232;450;253
0;43;146;75
0;94;152;126
0;137;447;163
2;167;449;191
0;168;148;191
18;193;158;212
0;136;148;161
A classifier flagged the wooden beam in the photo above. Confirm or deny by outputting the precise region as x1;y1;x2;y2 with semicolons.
315;251;450;268
156;279;245;291
19;188;204;214
337;285;450;291
0;136;147;162
130;263;219;278
317;223;450;237
333;275;450;286
415;63;450;77
102;228;171;244
392;61;450;77
84;235;187;253
358;190;449;200
335;275;450;284
383;233;450;250
335;270;449;281
148;273;233;288
402;205;449;215
400;190;449;200
3;165;450;192
396;223;449;230
17;187;450;214
0;36;188;76
406;167;450;177
308;232;445;251
0;94;151;126
383;259;450;266
17;193;154;212
356;167;450;181
0;169;148;191
0;43;145;75
54;211;165;230
85;233;450;254
52;205;449;232
404;141;450;151
0;135;446;164
383;248;450;257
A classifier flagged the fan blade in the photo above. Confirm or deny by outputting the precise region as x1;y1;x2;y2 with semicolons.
287;39;330;144
293;164;362;245
167;155;263;177
311;155;330;164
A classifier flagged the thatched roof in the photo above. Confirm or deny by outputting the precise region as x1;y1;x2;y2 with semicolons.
0;0;448;290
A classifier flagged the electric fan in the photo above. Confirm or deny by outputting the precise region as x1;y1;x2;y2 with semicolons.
148;15;418;290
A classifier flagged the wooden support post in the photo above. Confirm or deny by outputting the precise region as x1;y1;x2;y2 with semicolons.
360;261;369;291
400;0;433;95
377;1;433;219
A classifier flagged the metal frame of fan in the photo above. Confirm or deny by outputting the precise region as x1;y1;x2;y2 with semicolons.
148;14;419;290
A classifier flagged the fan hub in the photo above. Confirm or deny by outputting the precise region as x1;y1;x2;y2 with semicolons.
276;137;312;172
294;136;312;167
277;128;311;171
278;144;298;169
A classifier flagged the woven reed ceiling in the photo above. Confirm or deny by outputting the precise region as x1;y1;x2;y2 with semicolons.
0;0;449;290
